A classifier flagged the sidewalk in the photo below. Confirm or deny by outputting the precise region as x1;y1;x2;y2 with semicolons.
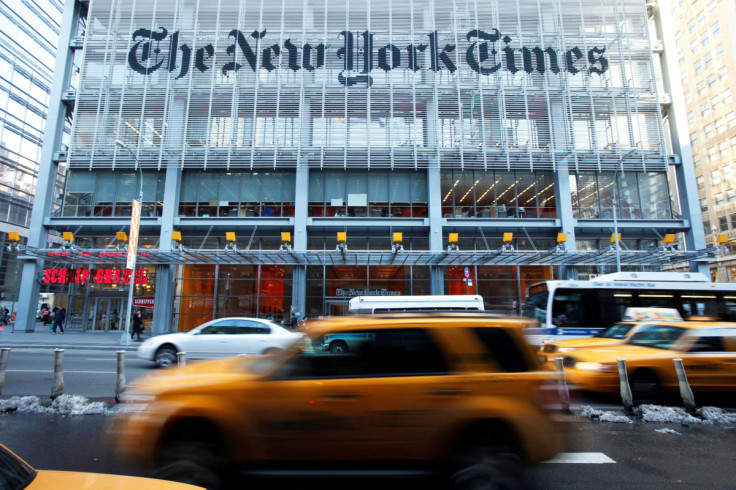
0;321;144;351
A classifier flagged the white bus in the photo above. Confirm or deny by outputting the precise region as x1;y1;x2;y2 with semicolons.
522;272;736;345
348;295;485;314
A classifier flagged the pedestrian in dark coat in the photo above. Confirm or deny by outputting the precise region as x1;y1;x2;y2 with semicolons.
52;307;66;334
131;310;143;340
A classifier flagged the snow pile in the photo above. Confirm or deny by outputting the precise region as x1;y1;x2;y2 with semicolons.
639;405;703;424
0;395;112;415
578;405;633;423
699;406;736;425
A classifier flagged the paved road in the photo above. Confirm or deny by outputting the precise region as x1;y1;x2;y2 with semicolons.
1;412;735;488
0;348;153;398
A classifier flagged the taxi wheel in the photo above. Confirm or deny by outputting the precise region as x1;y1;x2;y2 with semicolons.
154;345;177;368
329;341;348;354
448;432;521;490
154;422;227;489
631;370;661;404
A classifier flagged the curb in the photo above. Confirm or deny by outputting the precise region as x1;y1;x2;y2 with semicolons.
0;344;139;351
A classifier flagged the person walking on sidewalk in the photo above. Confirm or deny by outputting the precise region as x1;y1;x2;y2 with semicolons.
52;307;66;334
131;310;143;341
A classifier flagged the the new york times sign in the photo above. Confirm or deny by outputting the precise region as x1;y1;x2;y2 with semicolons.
128;27;609;86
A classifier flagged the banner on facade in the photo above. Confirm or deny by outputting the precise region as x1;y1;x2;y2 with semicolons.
127;199;141;270
133;296;155;309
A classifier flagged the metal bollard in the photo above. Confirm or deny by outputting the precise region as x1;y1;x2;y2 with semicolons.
673;358;697;414
554;357;571;413
177;352;186;367
617;359;634;415
51;349;65;400
0;348;10;396
115;351;126;403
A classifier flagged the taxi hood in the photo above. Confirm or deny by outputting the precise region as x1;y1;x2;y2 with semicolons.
565;344;670;363
126;356;267;396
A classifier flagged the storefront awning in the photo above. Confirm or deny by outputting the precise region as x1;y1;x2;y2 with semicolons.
20;246;717;267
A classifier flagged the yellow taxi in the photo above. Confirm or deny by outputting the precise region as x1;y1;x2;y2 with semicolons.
557;321;736;400
538;308;684;368
0;443;202;489
109;313;563;489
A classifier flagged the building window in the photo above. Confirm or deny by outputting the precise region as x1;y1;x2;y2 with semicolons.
715;194;724;207
701;200;709;213
720;141;729;158
716;43;724;58
178;171;296;218
730;267;736;282
690;132;698;147
701;31;710;46
697;175;705;190
724;164;734;182
715;118;725;134
712;21;720;37
712;169;722;185
704;52;713;68
62;170;165;217
709;1;717;15
705;125;714;139
675;31;682;45
708;146;717;161
731;214;736;229
691;39;700;54
688;19;696;33
684;90;691;103
309;170;428;218
712;94;721;109
703;220;711;233
702;103;711;118
698;9;706;23
696;81;706;94
708;74;718;87
719;65;728;81
694;60;703;75
688;111;695;124
727;189;736;203
723;89;732;105
720;216;728;231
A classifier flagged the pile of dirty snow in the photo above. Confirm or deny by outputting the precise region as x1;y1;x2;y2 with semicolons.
578;405;633;423
0;395;111;415
579;404;736;425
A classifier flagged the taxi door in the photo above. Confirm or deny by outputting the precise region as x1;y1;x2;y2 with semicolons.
244;328;466;462
681;328;736;390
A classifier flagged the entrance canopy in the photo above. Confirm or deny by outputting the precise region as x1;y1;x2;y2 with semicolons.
22;246;717;267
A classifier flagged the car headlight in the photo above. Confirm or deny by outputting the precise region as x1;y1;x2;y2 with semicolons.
575;362;617;373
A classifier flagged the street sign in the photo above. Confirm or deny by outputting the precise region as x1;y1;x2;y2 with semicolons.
467;280;473;286
464;267;470;278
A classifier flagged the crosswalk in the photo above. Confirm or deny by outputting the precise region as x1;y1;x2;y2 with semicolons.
544;452;616;464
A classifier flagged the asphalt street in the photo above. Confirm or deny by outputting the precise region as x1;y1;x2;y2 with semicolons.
1;412;735;488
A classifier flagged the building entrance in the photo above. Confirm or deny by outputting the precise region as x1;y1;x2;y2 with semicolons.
89;297;125;331
325;300;350;316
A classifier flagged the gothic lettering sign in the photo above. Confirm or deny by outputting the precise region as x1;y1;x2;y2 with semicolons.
335;288;401;297
128;27;608;86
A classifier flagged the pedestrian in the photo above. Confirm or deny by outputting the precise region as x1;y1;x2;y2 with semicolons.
1;306;8;325
266;313;274;321
52;307;65;334
290;313;298;330
42;307;51;325
131;310;143;340
48;307;57;331
110;309;118;330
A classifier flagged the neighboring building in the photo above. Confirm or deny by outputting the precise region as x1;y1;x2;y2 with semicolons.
14;0;710;333
663;0;736;281
0;0;65;315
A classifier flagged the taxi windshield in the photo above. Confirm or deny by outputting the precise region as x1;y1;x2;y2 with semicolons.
593;323;635;339
627;325;686;350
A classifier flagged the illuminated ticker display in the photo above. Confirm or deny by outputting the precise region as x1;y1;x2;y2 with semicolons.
42;268;150;285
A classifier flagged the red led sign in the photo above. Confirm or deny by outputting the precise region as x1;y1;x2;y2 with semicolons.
42;268;149;285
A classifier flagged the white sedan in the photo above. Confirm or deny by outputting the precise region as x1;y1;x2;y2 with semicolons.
138;317;302;367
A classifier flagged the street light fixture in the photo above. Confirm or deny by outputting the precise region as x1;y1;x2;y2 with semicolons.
115;140;143;346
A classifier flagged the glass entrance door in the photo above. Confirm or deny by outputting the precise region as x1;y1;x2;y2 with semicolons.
89;297;125;331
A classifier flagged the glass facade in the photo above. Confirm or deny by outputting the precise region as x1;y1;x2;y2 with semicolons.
0;0;64;311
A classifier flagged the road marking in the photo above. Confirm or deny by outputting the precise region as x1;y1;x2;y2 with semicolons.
544;452;616;464
7;370;116;374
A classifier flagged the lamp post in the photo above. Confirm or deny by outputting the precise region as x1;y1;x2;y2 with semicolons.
115;140;143;345
612;167;621;273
